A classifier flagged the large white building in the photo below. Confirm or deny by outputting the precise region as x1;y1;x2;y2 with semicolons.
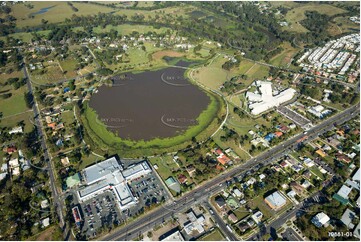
246;81;296;115
77;157;151;211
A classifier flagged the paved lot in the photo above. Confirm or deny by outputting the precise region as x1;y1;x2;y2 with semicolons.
277;106;311;127
79;190;122;239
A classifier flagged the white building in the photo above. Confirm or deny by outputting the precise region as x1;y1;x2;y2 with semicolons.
246;81;296;115
9;126;23;134
77;157;152;211
337;185;352;200
160;230;184;241
311;212;330;228
251;211;263;223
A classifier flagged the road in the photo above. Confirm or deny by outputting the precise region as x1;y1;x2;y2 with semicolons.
101;103;359;241
204;201;237;241
23;65;68;239
282;228;303;241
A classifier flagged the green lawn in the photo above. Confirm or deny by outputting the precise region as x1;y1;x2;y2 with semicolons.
0;86;29;117
309;166;326;180
233;208;250;221
248;196;274;221
200;228;226;241
0;111;34;133
148;156;179;181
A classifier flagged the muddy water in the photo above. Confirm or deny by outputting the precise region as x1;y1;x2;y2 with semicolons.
89;62;210;141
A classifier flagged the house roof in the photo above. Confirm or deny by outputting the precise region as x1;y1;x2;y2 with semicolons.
341;208;356;229
311;212;330;227
352;168;360;182
215;195;226;207
265;191;287;209
337;185;352;199
274;131;283;137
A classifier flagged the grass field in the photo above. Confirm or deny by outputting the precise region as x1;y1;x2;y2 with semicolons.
0;69;24;84
193;54;231;90
283;4;347;33
12;2;115;28
269;42;300;67
200;229;226;241
148;156;179;181
329;16;360;35
233;208;250;221
248;196;274;220
30;64;65;85
0;111;34;133
93;24;172;35
0;85;29;117
309;166;326;180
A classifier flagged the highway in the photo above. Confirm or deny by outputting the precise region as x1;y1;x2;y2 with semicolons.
23;65;68;239
101;103;359;241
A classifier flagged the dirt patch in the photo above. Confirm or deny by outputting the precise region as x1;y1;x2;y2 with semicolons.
152;50;185;60
31;226;56;241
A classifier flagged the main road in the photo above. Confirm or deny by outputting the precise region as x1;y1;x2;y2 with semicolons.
101;104;359;241
23;65;68;238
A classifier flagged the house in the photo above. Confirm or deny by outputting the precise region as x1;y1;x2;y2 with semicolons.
3;146;17;154
247;177;257;186
60;157;70;166
336;185;353;201
66;173;81;189
316;149;327;158
274;131;283;138
215;195;226;209
287;190;297;198
9;158;19;168
289;123;297;129
352;168;360;182
40;199;49;209
41;217;50;227
264;191;287;210
160;230;184;241
311;212;330;228
251;211;263;224
184;210;205;235
341;208;357;229
238;222;250;232
228;212;238;223
177;174;187;184
233;188;243;198
279;125;290;132
303;158;315;167
290;181;305;194
9;126;23;134
215;149;231;165
336;153;351;164
280;161;289;168
259;174;266;180
301;180;311;189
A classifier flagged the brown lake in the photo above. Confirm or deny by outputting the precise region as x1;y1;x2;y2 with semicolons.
89;61;210;141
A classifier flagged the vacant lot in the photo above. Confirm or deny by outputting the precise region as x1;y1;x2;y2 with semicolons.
270;42;300;67
283;4;347;33
201;228;226;241
0;85;29;117
329;16;360;36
